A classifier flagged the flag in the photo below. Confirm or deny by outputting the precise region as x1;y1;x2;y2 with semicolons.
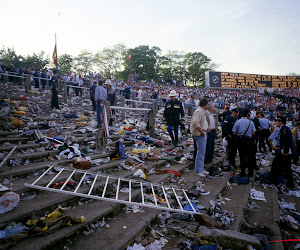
126;55;131;60
52;44;57;66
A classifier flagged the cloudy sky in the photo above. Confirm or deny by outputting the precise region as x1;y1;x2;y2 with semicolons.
1;0;299;75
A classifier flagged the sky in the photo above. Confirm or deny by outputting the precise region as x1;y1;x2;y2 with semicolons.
1;0;300;76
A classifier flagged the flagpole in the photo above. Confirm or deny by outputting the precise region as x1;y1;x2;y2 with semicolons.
55;33;58;71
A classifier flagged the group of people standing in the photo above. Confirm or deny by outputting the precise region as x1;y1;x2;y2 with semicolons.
163;90;299;189
163;92;217;178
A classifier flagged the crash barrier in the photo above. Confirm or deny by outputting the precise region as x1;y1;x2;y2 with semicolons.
25;166;200;215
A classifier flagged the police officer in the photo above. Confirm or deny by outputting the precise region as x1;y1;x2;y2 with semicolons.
252;111;261;153
164;90;184;146
259;113;272;152
222;108;239;168
268;116;296;188
232;109;256;177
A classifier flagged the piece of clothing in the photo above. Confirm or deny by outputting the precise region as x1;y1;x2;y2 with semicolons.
205;129;215;164
222;115;238;139
164;99;184;126
207;111;216;130
237;136;255;177
190;107;208;136
259;117;271;130
94;86;107;101
96;100;103;128
194;133;207;174
227;137;237;167
232;117;256;138
107;88;117;106
271;154;294;188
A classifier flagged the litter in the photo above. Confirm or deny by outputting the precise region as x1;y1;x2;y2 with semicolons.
0;192;20;214
250;189;267;202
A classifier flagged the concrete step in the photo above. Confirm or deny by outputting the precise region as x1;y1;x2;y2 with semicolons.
9;163;192;249
245;185;284;250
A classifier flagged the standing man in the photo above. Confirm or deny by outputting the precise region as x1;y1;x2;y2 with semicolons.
73;74;80;96
268;116;296;188
51;71;59;109
164;90;185;146
222;108;239;168
233;109;256;177
190;98;209;177
252;111;261;152
205;102;217;165
259;113;271;152
40;70;48;90
90;80;97;111
105;79;117;125
94;80;107;128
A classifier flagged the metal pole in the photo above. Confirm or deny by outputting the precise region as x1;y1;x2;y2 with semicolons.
0;146;17;168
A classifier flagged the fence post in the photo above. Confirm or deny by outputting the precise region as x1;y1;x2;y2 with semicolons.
120;96;125;121
4;72;8;83
154;99;158;114
58;79;63;93
148;105;155;138
25;75;31;94
64;81;67;103
132;90;136;108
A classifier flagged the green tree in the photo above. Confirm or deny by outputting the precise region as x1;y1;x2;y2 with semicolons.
58;54;74;74
123;45;161;81
157;50;186;83
0;47;24;67
184;52;217;86
23;51;49;69
73;50;94;75
95;44;126;78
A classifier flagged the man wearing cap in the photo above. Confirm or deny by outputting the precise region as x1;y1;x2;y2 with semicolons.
233;109;256;177
94;80;107;128
164;90;184;146
268;116;296;188
222;108;239;168
259;113;272;152
190;98;209;177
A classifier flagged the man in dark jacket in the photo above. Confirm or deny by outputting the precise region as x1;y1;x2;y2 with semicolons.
51;71;59;109
90;81;97;111
268;116;296;188
164;90;184;146
222;108;239;168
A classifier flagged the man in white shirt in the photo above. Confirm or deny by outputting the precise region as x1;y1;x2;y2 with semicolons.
73;75;80;96
94;80;107;128
190;98;209;177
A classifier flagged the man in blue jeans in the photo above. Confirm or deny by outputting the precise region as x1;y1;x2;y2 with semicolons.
190;98;209;177
94;80;107;128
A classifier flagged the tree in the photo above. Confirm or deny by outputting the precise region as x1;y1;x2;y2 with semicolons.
73;50;94;75
184;52;217;86
23;51;49;69
122;45;161;81
157;50;186;83
58;54;74;74
287;72;300;76
0;47;24;67
94;43;126;78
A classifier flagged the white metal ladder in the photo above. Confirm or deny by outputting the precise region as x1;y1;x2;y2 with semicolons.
24;166;199;214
